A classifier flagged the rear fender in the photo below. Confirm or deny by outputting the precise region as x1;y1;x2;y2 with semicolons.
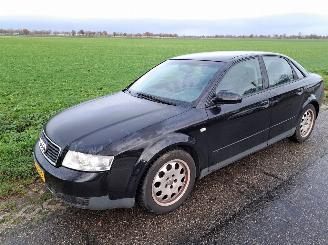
301;94;319;118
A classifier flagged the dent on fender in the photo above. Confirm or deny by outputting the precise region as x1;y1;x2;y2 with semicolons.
302;94;317;109
138;133;194;163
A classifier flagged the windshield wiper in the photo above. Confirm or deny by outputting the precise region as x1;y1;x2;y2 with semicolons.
135;92;175;105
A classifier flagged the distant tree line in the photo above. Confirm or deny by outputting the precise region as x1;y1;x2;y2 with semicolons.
0;28;327;39
112;31;178;38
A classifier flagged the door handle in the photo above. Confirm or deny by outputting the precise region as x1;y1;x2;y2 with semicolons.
296;87;304;95
259;100;270;108
230;100;269;119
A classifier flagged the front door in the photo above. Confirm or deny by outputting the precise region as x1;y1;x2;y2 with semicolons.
205;57;271;171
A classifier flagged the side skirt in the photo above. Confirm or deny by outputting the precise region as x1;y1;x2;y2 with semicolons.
199;128;296;179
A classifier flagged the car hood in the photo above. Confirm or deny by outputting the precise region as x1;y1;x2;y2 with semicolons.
44;92;188;151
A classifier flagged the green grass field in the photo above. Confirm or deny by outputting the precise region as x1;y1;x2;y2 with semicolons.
0;37;327;197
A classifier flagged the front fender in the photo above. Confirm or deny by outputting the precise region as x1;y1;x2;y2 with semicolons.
138;133;195;163
124;132;206;197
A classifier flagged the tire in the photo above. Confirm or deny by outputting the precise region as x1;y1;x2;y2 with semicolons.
291;104;317;143
138;149;196;214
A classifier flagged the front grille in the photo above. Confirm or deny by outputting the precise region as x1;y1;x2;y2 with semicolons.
39;131;61;165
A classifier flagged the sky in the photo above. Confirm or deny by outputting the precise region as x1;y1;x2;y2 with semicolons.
1;0;327;20
1;0;328;35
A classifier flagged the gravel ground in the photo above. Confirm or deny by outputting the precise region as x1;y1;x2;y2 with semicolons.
185;152;328;244
1;109;328;245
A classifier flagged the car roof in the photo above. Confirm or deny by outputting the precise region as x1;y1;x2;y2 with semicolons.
171;51;282;62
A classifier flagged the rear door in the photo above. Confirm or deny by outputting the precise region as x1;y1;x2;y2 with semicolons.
262;55;306;142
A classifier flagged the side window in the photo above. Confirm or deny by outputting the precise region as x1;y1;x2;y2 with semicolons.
216;58;263;96
263;56;294;87
290;62;305;79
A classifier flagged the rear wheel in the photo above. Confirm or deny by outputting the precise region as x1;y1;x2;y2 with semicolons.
138;149;196;214
291;104;316;143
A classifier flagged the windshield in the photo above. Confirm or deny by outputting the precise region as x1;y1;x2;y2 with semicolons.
128;60;223;103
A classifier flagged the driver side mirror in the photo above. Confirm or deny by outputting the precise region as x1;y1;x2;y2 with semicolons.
213;90;242;104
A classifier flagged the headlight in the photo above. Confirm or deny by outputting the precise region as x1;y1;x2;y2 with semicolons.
62;151;114;172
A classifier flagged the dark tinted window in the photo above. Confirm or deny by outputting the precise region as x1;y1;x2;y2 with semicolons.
263;56;294;87
216;58;263;96
291;62;305;79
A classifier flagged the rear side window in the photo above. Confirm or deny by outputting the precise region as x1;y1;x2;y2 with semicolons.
263;56;294;87
291;62;305;79
216;58;263;96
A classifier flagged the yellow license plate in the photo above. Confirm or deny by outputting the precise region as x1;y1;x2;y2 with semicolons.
35;162;45;182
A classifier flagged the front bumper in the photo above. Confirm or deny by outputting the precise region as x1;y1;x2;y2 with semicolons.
47;184;134;210
33;142;135;210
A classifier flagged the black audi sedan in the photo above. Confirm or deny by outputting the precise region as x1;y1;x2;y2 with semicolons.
34;51;324;214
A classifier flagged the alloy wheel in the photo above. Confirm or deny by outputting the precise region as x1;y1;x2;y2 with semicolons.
151;159;190;206
300;108;315;138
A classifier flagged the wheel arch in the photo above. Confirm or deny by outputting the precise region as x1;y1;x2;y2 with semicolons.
310;100;320;118
302;94;320;118
126;133;207;199
144;143;202;178
138;133;205;179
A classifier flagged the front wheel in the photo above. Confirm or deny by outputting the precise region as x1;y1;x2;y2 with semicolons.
138;149;196;214
291;104;317;143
